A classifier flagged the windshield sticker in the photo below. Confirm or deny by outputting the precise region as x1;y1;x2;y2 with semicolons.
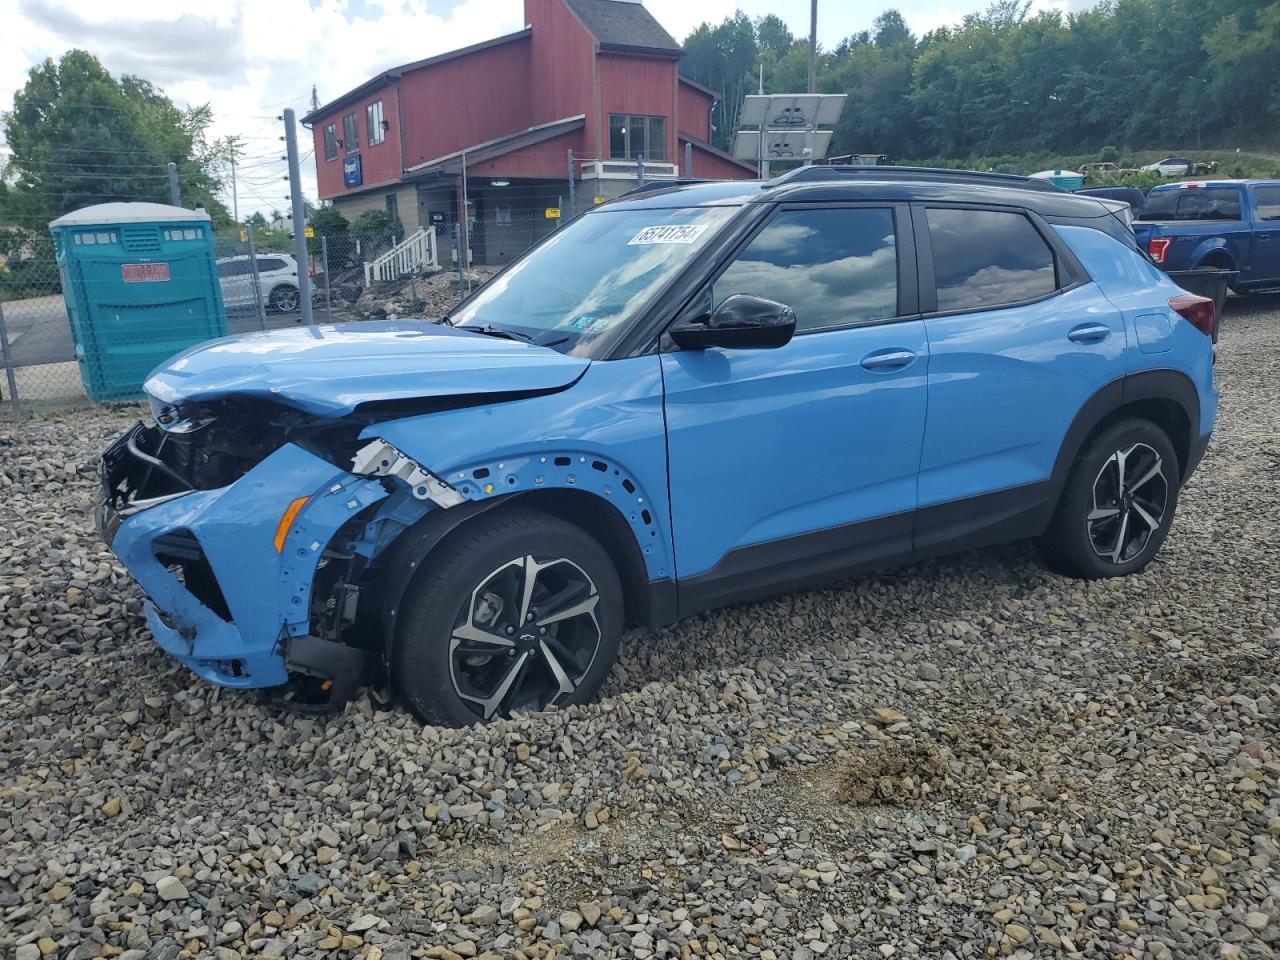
628;224;709;246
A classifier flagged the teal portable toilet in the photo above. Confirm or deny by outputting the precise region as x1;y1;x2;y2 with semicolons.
1028;168;1086;191
50;202;227;402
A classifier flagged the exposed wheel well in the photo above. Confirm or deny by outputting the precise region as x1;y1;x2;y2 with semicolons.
1197;250;1234;271
1089;397;1192;477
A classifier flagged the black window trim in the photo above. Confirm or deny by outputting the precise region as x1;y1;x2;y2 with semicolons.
912;201;1089;318
657;200;919;352
323;123;338;162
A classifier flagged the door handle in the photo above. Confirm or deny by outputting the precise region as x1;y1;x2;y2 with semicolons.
860;348;917;371
1067;322;1111;344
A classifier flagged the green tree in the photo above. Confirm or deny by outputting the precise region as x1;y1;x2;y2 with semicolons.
307;204;349;257
682;0;1280;165
246;211;268;228
2;50;229;232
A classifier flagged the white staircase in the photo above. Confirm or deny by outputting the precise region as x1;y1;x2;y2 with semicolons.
363;226;437;285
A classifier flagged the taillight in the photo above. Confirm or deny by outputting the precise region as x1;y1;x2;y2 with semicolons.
1148;236;1172;264
1169;292;1216;339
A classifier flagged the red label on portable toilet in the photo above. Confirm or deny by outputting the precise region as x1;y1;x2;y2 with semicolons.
121;262;171;283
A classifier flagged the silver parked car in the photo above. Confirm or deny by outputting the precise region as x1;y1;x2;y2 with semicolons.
217;254;302;313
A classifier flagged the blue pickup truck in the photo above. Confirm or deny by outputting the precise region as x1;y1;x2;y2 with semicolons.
1133;180;1280;291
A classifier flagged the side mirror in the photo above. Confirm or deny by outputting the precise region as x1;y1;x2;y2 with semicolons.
668;294;797;350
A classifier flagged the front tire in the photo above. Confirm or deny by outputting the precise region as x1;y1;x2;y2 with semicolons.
394;509;623;726
1037;418;1181;579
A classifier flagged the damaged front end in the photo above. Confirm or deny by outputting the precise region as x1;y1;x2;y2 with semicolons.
99;399;463;708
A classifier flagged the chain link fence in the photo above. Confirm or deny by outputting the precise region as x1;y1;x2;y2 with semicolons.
0;214;558;415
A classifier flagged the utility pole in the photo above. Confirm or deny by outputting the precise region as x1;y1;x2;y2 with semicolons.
228;136;242;224
808;0;818;94
282;107;314;325
167;162;181;206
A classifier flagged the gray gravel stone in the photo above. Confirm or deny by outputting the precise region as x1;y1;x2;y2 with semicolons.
1;296;1279;958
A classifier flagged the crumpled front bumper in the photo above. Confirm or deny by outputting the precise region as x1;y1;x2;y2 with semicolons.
100;429;389;688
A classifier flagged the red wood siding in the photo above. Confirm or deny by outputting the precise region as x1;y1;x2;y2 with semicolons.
677;82;714;141
688;142;756;180
312;85;402;200
466;128;587;180
398;37;533;169
597;53;678;162
526;0;598;155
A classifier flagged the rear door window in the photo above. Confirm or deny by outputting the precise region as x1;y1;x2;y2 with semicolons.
1252;185;1280;220
926;208;1057;313
257;258;288;273
1138;187;1242;221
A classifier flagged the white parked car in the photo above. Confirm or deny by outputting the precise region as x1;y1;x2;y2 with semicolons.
217;254;302;313
1140;157;1193;177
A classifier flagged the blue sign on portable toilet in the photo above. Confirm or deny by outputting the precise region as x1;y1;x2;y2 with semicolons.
49;202;227;402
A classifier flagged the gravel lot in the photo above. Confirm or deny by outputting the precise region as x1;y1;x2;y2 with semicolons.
3;296;1278;960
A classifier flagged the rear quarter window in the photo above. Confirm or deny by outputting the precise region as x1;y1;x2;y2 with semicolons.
926;208;1058;313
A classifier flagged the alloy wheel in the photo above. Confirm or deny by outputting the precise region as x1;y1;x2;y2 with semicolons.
448;555;601;720
1087;441;1169;564
274;287;300;312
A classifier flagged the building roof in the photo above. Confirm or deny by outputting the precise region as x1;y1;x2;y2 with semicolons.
565;0;680;54
678;75;720;101
302;29;533;123
404;115;587;177
678;132;758;175
50;202;210;227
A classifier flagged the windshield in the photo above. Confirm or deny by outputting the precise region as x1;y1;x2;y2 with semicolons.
450;205;738;356
1138;187;1241;221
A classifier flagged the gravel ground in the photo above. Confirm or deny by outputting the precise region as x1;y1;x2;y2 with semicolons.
2;296;1278;960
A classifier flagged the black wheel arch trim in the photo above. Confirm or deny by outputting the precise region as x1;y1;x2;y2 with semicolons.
1048;369;1201;501
375;489;676;663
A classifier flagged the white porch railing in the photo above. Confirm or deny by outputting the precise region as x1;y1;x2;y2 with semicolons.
580;159;680;181
363;226;437;285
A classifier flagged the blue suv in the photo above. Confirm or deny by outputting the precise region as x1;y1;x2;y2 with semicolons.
98;167;1218;724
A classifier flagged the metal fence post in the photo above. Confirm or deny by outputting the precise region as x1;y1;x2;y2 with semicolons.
567;149;576;214
245;228;267;330
685;141;693;179
0;301;20;410
282;107;314;325
321;235;333;322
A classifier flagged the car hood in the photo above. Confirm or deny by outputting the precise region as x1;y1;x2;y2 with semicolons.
144;321;589;417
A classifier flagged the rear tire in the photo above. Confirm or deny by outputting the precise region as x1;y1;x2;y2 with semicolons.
269;284;300;313
1036;418;1181;579
394;509;623;726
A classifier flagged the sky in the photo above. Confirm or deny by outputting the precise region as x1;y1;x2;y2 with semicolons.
0;0;1095;219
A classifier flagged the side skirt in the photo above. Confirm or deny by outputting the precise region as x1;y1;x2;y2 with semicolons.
669;481;1054;622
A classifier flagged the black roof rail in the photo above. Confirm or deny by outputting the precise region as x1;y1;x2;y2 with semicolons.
770;164;1063;193
617;178;714;199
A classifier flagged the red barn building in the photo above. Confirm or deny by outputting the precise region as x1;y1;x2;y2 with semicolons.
303;0;755;265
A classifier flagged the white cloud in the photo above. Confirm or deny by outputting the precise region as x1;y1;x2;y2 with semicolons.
2;0;521;217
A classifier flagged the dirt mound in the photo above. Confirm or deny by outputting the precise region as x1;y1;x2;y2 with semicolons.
835;742;947;806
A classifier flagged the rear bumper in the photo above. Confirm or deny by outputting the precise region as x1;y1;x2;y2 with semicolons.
101;429;389;688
